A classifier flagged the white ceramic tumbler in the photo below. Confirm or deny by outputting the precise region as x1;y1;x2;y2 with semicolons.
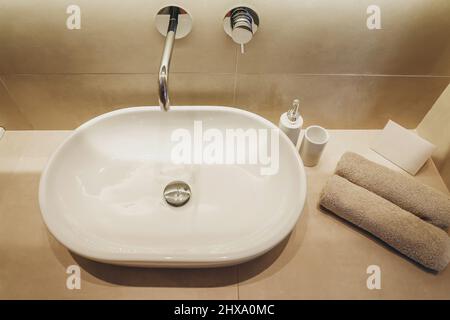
299;125;329;167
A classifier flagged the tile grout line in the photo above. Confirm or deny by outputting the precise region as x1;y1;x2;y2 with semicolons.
232;47;239;106
0;72;235;76
235;73;450;78
427;158;450;193
0;76;33;129
0;73;448;78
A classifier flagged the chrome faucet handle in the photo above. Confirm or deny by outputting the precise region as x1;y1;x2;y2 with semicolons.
223;6;259;53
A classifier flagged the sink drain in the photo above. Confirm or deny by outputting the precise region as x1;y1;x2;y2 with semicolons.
163;181;191;207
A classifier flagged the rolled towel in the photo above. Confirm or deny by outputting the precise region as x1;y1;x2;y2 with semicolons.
320;175;450;272
335;152;450;230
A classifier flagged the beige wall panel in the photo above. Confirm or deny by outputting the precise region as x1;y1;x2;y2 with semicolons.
235;74;449;128
417;84;450;189
2;73;235;129
0;0;237;74
0;78;31;129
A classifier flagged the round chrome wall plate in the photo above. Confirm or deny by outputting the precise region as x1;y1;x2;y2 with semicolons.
223;6;259;43
155;6;192;39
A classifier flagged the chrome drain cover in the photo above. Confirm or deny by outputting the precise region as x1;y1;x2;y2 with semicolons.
163;181;191;207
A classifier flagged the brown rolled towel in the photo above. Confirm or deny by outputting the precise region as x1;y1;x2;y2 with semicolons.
320;175;450;272
335;152;450;230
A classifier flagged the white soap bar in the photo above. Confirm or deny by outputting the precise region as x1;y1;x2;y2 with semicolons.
370;120;435;175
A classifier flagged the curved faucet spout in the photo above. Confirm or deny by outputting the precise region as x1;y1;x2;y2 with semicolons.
158;64;170;111
158;7;179;111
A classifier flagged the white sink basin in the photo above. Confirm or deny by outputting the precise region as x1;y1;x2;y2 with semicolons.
39;106;306;267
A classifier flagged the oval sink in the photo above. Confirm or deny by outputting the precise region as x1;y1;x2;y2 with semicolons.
39;106;306;267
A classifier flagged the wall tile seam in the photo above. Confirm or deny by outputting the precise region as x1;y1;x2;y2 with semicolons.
427;158;450;193
0;73;449;78
232;46;239;106
0;75;33;129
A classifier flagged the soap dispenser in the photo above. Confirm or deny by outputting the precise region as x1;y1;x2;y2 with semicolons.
279;99;303;146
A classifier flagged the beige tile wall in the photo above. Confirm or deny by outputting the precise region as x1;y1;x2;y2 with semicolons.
1;74;235;129
0;0;449;129
235;74;449;128
0;78;31;129
417;84;450;189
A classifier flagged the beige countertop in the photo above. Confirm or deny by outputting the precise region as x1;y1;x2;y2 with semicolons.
0;130;449;299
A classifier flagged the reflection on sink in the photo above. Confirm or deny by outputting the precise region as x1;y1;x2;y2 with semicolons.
39;106;306;267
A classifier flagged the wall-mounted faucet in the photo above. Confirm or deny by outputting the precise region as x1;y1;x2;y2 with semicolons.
155;6;192;111
154;6;259;110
